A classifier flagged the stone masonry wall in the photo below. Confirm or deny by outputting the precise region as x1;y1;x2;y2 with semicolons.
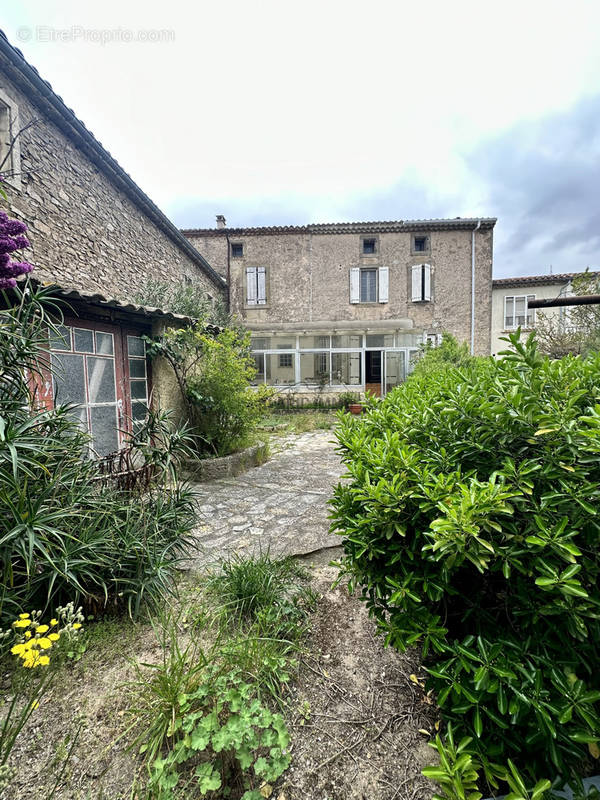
187;228;494;355
0;72;224;303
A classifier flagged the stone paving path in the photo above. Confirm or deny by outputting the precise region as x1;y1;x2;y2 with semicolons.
188;430;344;569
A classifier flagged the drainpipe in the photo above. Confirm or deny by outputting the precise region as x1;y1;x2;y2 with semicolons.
470;219;481;355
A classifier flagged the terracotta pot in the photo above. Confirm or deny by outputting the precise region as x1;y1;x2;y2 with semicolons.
348;403;363;415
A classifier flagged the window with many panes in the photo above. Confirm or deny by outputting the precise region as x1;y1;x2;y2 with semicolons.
504;295;535;329
127;335;149;428
360;268;377;302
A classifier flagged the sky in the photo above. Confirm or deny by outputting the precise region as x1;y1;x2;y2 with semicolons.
3;0;600;277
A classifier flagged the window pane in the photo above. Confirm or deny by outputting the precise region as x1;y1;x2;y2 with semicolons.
299;334;331;349
129;358;146;378
396;331;426;347
130;379;147;400
89;406;119;457
251;337;271;351
360;269;377;302
127;335;145;357
385;351;406;393
265;353;295;385
49;324;71;351
132;401;148;422
300;352;330;385
51;353;86;404
87;357;116;403
251;353;266;384
96;332;114;355
331;352;361;385
366;333;394;347
73;328;94;353
332;333;362;348
268;335;295;350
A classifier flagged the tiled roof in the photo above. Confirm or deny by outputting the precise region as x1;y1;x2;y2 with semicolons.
0;30;225;289
33;281;220;332
492;272;598;288
182;217;497;237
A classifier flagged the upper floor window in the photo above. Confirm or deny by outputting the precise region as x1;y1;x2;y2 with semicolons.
349;266;389;304
504;295;535;329
412;234;430;254
231;243;243;258
360;268;377;302
245;266;267;305
411;264;432;302
362;237;377;255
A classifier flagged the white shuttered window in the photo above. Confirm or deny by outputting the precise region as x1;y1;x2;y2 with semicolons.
350;267;389;304
411;264;432;302
246;267;267;305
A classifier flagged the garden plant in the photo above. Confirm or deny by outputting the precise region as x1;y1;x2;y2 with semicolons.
331;331;600;795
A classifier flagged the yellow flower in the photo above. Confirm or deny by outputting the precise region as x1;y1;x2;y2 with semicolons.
11;643;27;655
37;638;52;650
14;619;30;628
73;623;82;630
50;619;58;627
38;655;50;666
24;631;32;640
36;625;49;634
48;633;60;642
18;613;30;619
31;700;40;710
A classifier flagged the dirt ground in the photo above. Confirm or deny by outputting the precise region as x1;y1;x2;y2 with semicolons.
3;553;436;800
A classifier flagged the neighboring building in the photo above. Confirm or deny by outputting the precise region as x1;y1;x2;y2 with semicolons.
491;273;594;356
0;31;226;455
183;217;496;400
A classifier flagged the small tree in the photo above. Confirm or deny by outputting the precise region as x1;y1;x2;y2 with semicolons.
146;325;270;456
535;271;600;358
410;332;472;379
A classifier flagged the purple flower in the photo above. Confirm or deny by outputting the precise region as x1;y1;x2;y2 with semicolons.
0;253;9;268
0;276;17;289
11;234;30;250
0;212;8;223
3;260;33;278
0;235;17;254
1;219;27;236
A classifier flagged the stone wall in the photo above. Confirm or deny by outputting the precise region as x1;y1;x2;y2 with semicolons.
0;73;225;304
187;227;494;355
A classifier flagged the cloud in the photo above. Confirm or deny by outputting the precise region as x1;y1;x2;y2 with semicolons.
466;94;600;277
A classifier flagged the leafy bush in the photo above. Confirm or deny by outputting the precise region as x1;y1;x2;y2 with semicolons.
146;325;271;456
0;284;197;621
410;332;473;379
330;332;600;786
134;278;231;328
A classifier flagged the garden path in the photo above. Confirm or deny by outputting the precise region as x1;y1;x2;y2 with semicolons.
188;430;343;568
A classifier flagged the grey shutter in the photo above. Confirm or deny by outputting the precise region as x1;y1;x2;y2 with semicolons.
246;267;257;305
350;268;360;303
378;267;389;303
411;265;422;302
257;266;267;304
423;264;431;302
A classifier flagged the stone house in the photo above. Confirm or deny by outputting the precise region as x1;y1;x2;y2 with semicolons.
491;273;595;356
183;217;496;400
0;30;226;455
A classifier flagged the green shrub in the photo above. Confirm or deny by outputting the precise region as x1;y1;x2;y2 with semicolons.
0;284;197;622
330;331;600;786
410;332;473;379
146;325;271;457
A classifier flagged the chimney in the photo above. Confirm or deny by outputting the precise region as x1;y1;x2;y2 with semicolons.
216;214;226;229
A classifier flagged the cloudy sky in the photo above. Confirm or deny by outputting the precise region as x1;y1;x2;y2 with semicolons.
4;0;600;277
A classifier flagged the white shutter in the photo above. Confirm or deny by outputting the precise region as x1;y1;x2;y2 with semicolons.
378;267;389;303
257;267;267;304
350;268;360;303
246;267;257;305
423;264;431;301
411;265;422;302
